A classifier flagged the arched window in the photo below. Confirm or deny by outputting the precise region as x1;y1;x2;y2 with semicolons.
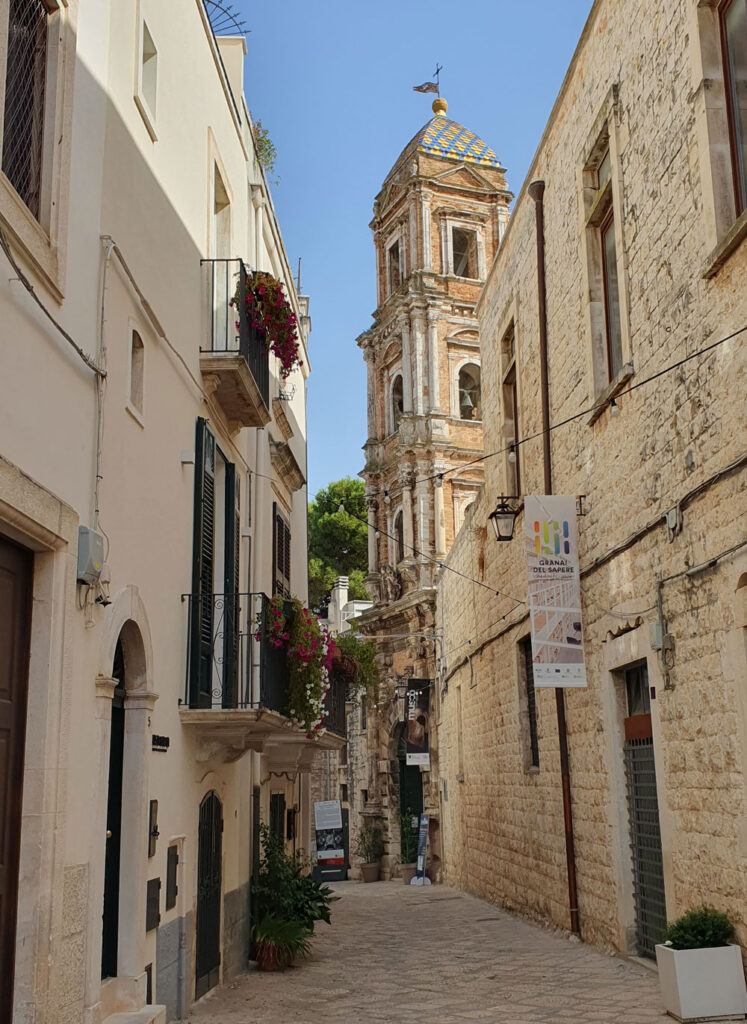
394;510;404;564
130;330;144;413
458;364;481;420
391;374;404;431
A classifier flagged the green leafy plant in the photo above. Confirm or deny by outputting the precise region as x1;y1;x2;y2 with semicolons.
355;822;385;864
662;906;735;950
252;914;310;971
252;116;278;185
334;631;380;706
399;808;418;864
252;824;338;936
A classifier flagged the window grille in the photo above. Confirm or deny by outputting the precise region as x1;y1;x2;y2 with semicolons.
2;0;48;219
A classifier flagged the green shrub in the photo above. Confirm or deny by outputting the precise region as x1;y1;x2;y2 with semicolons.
355;822;385;863
252;824;337;935
662;906;735;950
399;809;419;864
252;914;310;971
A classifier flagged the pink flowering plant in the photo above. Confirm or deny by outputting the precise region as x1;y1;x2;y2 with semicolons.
286;600;336;737
255;593;289;649
231;270;302;379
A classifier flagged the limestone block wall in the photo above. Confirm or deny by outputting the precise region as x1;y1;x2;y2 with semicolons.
437;0;747;956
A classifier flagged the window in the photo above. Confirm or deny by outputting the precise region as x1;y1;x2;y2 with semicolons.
129;330;144;414
625;662;651;718
165;845;179;911
339;742;348;766
361;789;368;805
720;0;747;215
391;374;404;431
519;637;539;770
135;20;158;140
272;502;291;596
1;0;49;220
500;324;521;494
269;793;286;843
458;363;481;420
189;418;241;708
582;132;629;398
393;510;404;564
387;240;401;293
361;700;367;732
452;227;477;278
340;784;348;804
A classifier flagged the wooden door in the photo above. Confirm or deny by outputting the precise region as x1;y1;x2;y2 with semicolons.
0;535;33;1022
101;641;126;979
195;792;222;998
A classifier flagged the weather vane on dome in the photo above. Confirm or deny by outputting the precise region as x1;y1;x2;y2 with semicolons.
413;64;443;97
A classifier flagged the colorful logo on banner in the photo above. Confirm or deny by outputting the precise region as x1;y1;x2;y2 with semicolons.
405;679;431;768
524;496;587;688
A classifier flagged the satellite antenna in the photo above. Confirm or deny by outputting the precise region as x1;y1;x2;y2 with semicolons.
203;0;247;36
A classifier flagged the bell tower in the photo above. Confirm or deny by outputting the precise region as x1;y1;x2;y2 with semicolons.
355;97;512;876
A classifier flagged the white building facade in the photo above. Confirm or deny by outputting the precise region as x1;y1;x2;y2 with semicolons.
0;2;342;1022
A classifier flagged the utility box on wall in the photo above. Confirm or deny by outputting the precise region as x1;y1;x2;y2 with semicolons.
77;526;104;585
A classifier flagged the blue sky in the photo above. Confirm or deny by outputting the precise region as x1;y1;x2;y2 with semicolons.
237;0;594;498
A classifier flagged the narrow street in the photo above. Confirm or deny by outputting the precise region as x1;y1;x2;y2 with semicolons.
187;882;667;1023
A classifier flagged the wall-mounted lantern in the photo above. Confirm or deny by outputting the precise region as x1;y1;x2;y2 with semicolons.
488;496;521;542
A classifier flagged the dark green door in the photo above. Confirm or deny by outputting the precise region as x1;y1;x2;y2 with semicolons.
397;726;423;859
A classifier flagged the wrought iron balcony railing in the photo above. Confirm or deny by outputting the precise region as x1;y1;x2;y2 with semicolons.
200;258;270;418
183;592;347;738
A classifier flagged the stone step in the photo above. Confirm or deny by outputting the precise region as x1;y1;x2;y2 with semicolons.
102;1007;166;1024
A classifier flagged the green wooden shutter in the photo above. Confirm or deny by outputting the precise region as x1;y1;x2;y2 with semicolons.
223;462;241;708
190;417;215;708
272;502;291;597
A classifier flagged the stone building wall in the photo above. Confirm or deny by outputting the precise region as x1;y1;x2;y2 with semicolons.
437;0;747;955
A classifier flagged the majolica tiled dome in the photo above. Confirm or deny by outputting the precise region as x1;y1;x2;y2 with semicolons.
399;99;502;169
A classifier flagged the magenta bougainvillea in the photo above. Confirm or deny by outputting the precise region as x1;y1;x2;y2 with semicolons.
231;270;302;379
286;600;336;737
255;593;289;648
253;598;335;737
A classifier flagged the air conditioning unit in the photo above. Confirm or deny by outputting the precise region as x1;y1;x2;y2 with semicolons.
77;526;104;585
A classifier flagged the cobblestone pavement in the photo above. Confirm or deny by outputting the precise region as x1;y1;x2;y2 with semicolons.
187;881;667;1023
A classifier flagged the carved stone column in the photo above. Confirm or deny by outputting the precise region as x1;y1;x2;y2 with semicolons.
421;190;432;270
365;492;379;573
398;314;413;414
427;310;441;414
362;340;377;438
434;472;447;557
399;468;415;559
411;313;426;416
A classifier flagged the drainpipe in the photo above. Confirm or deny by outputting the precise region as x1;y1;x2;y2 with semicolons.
528;180;580;936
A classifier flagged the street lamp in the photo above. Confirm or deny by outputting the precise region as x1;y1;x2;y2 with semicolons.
488;496;520;542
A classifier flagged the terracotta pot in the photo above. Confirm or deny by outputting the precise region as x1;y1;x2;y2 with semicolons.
400;863;417;885
360;862;380;883
254;943;287;972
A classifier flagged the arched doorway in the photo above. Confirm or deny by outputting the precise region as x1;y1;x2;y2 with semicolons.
195;791;223;998
101;640;126;979
396;724;423;858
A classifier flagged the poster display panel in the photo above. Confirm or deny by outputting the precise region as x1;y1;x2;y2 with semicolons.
405;679;431;768
314;800;344;865
525;496;587;688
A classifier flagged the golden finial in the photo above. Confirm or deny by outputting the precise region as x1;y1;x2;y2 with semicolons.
432;97;448;117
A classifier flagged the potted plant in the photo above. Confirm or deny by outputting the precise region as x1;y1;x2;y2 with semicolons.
355;822;384;882
655;906;747;1022
252;914;310;971
399;809;419;885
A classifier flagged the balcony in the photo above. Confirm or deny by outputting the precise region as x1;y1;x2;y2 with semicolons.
180;592;346;763
200;259;271;429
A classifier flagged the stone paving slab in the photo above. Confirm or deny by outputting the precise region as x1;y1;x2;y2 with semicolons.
186;881;667;1023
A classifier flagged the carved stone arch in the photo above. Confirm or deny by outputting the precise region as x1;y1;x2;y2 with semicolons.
100;584;154;693
382;339;402;366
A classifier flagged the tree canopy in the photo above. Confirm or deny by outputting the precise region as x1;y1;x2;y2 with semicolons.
308;477;368;610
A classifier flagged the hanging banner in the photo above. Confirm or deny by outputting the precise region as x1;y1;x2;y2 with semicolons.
313;800;344;865
411;813;431;885
405;679;431;768
525;496;586;688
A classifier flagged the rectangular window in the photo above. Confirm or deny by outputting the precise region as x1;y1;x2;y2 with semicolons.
361;700;367;732
340;784;348;804
500;322;521;494
145;878;161;932
272;502;291;596
130;330;144;414
519;637;539;769
452;227;477;278
134;20;158;140
387;240;401;293
720;0;747;215
269;792;286;843
600;206;623;380
2;0;49;219
339;742;348;766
